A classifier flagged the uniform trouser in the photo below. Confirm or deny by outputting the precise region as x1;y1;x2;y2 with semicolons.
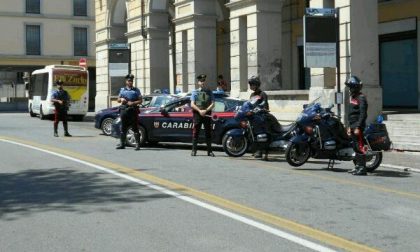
192;113;212;151
350;128;366;168
54;108;69;133
120;108;140;146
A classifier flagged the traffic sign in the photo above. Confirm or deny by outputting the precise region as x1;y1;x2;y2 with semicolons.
79;58;87;68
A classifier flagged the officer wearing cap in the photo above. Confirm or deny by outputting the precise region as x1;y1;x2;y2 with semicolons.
51;79;71;137
116;74;143;150
190;74;215;157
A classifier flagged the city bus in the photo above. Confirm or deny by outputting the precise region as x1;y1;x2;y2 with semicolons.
27;65;89;120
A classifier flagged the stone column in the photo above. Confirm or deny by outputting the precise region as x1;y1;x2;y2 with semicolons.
227;0;284;99
174;0;217;92
337;0;382;123
95;43;110;111
94;0;112;111
128;10;170;95
147;11;170;93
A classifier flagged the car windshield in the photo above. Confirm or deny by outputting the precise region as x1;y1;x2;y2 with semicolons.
141;96;153;107
154;96;173;107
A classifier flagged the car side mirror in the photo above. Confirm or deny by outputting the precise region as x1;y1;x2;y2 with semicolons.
303;104;308;109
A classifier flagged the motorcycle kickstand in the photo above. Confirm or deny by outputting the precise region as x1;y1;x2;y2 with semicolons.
327;159;335;170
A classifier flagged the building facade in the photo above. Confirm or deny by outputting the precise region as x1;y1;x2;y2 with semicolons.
95;0;419;123
0;0;96;109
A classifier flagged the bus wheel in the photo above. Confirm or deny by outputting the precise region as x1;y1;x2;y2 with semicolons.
39;106;46;120
29;105;36;117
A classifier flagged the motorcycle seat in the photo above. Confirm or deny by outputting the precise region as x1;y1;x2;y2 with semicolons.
280;123;294;132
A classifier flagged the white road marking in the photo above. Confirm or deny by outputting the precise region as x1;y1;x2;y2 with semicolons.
381;163;420;173
1;139;336;252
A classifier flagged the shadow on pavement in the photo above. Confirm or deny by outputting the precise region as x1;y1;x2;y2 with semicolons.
0;168;176;220
369;170;411;178
293;167;349;173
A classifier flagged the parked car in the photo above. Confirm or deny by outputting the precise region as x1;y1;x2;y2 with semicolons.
111;95;246;147
94;93;179;135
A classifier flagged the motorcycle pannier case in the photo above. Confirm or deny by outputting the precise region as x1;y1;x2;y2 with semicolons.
365;123;392;151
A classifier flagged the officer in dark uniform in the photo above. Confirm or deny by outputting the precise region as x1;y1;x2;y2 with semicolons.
116;74;142;151
345;76;368;176
51;80;71;137
190;74;215;157
248;76;269;158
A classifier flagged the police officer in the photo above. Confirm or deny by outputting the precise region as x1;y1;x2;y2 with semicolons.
248;76;269;158
116;74;142;151
190;74;215;157
345;76;368;176
51;80;71;137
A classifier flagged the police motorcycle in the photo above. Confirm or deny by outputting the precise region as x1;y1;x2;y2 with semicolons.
284;99;391;172
222;96;295;159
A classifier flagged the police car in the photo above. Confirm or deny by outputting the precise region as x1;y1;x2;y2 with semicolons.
111;95;245;147
94;93;179;135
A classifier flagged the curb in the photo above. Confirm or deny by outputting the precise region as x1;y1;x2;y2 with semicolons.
381;163;420;173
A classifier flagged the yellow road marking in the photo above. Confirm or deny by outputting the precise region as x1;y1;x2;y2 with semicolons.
1;136;380;252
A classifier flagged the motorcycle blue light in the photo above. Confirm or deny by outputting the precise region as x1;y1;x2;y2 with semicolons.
376;115;384;123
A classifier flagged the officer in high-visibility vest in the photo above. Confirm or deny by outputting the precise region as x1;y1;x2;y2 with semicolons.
190;74;215;157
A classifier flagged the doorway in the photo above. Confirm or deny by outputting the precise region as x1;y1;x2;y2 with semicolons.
380;32;418;108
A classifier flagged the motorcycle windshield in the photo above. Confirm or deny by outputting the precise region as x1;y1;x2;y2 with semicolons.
296;103;321;124
235;101;252;119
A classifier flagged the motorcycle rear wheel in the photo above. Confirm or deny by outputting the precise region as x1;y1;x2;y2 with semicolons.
285;142;311;167
353;152;383;172
222;134;248;157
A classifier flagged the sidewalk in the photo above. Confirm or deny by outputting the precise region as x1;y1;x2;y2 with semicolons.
382;150;420;173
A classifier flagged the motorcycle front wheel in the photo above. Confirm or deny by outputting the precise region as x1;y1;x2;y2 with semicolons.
222;134;248;157
285;142;311;167
353;152;383;172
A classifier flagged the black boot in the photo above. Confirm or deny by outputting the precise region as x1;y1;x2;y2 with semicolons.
207;140;215;157
116;134;126;149
191;140;197;156
54;125;58;137
63;122;72;137
134;132;141;151
352;154;367;176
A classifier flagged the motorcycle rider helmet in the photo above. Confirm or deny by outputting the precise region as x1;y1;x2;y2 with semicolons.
345;75;363;95
248;76;261;88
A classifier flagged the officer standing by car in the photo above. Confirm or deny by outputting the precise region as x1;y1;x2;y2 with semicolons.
116;74;142;151
51;80;71;137
345;76;368;176
190;74;215;157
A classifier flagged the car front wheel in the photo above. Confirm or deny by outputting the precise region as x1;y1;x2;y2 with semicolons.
126;125;146;147
101;118;114;136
